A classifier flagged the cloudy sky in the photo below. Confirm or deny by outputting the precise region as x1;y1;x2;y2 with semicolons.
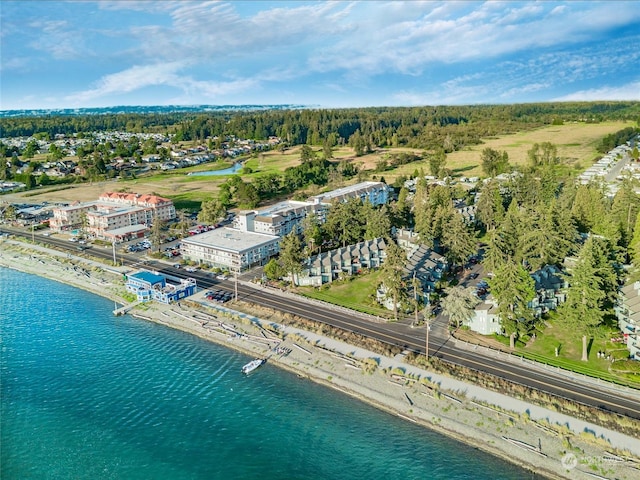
1;1;639;111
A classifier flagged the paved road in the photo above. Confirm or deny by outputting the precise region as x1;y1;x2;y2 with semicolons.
3;227;640;421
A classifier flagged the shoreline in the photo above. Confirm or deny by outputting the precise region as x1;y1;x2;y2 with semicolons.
2;238;640;480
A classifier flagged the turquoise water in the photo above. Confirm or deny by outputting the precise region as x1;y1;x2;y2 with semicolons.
1;268;543;479
188;163;243;176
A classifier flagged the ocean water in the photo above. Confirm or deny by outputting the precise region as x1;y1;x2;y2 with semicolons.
1;268;543;480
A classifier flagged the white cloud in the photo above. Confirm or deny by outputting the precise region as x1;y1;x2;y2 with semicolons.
66;63;186;104
64;62;260;105
27;20;84;59
553;81;640;101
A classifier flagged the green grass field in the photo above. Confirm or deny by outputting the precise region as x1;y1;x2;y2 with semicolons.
299;270;393;318
512;316;640;387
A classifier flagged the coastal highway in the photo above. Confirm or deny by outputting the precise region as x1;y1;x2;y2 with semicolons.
4;227;640;421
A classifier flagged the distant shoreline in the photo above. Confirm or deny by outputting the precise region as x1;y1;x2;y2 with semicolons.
2;238;639;480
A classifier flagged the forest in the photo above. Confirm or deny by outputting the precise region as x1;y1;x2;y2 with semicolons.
2;101;639;153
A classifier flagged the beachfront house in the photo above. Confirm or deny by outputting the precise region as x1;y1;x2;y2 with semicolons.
125;270;196;304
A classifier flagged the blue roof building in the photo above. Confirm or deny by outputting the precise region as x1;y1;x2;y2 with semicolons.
125;270;196;304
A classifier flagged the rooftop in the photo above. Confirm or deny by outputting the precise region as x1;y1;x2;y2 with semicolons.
182;227;279;253
308;181;386;202
129;270;164;285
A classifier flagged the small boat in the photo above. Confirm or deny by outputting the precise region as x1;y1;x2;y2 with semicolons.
241;358;265;374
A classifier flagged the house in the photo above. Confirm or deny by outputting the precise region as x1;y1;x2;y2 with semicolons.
467;264;567;336
614;281;640;360
467;297;501;335
528;265;566;317
125;270;197;304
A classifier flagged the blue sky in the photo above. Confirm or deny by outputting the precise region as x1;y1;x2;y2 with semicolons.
1;1;639;110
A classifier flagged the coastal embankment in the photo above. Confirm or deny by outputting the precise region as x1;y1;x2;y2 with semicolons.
2;237;639;480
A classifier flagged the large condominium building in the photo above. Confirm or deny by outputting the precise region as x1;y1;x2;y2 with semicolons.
50;192;176;241
234;200;323;237
234;181;390;236
308;180;390;207
98;192;176;221
180;227;280;272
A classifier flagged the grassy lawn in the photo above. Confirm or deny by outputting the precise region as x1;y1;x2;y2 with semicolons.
514;316;640;387
298;269;393;318
442;120;634;178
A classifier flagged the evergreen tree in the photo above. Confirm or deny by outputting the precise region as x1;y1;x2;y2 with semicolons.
279;232;304;286
428;149;446;178
628;211;640;281
324;198;365;247
440;285;477;329
481;148;510;177
264;258;285;281
519;203;573;271
364;204;392;240
380;241;407;321
198;199;226;225
483;228;508;273
391;186;412;228
475;179;504;231
489;260;536;347
611;178;640;248
558;237;609;361
440;212;476;267
301;212;323;257
150;216;166;253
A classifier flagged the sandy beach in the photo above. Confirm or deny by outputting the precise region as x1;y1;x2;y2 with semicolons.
2;237;640;480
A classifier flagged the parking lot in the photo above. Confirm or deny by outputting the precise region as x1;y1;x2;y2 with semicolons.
204;289;233;304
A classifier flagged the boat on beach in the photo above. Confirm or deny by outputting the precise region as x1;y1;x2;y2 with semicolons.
241;358;265;374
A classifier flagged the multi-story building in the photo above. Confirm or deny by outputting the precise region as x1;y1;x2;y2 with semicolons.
50;192;175;241
308;181;390;207
615;281;640;360
234;200;323;237
234;181;391;237
295;237;388;286
98;192;176;222
180;227;280;272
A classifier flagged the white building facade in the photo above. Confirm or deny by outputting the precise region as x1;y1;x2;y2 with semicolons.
181;227;280;272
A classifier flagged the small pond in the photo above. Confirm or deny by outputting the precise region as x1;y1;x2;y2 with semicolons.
187;162;243;176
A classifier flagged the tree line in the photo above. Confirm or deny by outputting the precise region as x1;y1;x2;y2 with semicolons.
2;102;638;152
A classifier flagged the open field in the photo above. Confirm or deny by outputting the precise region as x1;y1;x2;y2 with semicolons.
455;317;640;388
5;120;634;207
443;121;636;177
299;270;392;317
